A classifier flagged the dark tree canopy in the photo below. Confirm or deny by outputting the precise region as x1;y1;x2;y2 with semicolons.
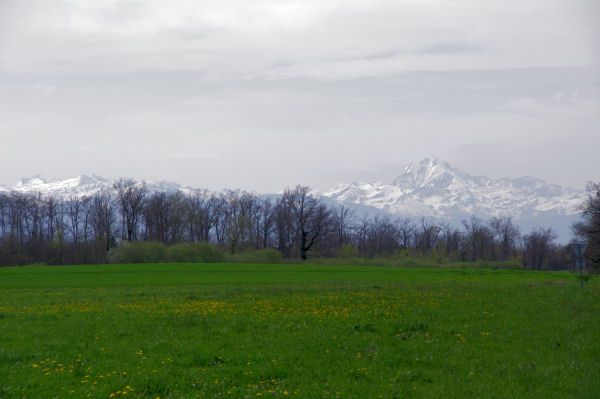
573;182;600;265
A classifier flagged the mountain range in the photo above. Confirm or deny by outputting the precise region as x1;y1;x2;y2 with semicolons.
318;158;584;242
0;158;585;242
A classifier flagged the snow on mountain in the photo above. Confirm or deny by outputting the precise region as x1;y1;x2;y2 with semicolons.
0;159;586;241
0;175;193;198
319;158;585;242
9;175;112;197
321;158;582;218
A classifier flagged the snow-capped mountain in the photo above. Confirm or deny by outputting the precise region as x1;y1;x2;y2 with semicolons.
318;158;584;242
321;158;582;218
6;175;113;197
0;175;193;198
0;158;586;241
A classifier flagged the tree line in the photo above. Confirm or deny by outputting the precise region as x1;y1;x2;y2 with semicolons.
0;178;597;270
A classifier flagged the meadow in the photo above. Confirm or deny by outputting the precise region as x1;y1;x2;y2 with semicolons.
0;263;598;398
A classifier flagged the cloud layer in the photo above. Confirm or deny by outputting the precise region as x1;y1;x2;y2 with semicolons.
0;0;598;191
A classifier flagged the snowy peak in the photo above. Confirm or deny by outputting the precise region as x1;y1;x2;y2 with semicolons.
386;157;578;200
392;157;451;188
319;158;585;241
390;157;486;192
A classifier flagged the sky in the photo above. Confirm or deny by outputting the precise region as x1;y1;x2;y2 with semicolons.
0;0;599;193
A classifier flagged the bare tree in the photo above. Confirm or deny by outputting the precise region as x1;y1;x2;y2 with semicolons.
356;215;370;255
332;204;355;247
143;192;170;243
186;190;215;242
45;196;61;242
167;192;189;244
212;194;229;247
25;193;45;260
490;216;520;261
274;195;295;257
223;190;256;254
394;217;415;249
415;218;440;254
368;216;394;256
90;193;116;254
522;227;556;270
0;193;8;239
65;196;84;244
256;198;276;249
572;182;600;265
440;223;463;256
11;193;29;248
283;186;330;260
462;216;494;261
113;179;147;241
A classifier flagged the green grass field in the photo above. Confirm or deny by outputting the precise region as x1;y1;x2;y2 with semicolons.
0;263;598;398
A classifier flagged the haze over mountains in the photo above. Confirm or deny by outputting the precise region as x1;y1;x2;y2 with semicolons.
0;158;585;242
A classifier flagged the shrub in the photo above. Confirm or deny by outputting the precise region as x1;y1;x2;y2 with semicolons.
167;243;194;263
192;242;225;263
108;241;167;264
108;242;130;264
144;241;168;262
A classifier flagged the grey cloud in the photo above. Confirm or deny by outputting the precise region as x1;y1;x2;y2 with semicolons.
331;50;403;62
2;0;598;78
0;1;598;192
30;84;56;95
420;42;481;55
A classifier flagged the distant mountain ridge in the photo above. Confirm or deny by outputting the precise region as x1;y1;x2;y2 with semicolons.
0;175;195;198
318;158;584;242
320;158;581;218
0;158;585;242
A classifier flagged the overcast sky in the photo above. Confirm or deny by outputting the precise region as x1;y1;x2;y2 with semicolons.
0;0;598;192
